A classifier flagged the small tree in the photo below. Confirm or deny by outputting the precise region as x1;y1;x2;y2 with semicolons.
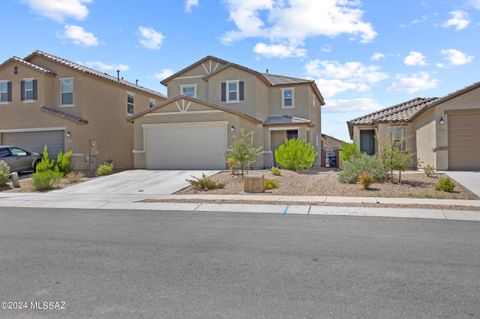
226;129;263;177
381;140;412;184
339;141;360;163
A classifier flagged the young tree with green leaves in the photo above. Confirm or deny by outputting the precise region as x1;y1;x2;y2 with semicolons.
226;129;263;177
381;139;413;184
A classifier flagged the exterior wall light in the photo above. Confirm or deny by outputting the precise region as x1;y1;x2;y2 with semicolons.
439;117;445;125
230;126;235;132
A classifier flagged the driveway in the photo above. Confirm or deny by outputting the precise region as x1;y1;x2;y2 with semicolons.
445;171;480;196
53;170;219;195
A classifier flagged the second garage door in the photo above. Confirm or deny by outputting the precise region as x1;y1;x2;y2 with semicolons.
144;122;228;170
448;110;480;170
1;129;65;160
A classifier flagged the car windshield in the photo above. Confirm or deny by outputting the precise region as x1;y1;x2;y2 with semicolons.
10;148;28;156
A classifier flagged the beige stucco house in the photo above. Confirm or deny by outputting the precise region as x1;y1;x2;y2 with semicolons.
347;81;480;170
0;50;166;170
128;56;325;169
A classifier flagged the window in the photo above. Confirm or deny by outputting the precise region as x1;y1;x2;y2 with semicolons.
60;78;74;106
227;80;239;102
9;147;27;157
0;148;10;158
282;88;294;108
286;129;298;140
0;81;9;103
390;127;406;151
127;93;135;115
149;99;156;108
180;84;196;97
24;79;34;101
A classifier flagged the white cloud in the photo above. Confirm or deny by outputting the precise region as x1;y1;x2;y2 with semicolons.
469;0;480;10
185;0;199;13
441;49;474;65
371;52;385;61
155;69;174;81
62;25;99;47
305;59;388;98
389;72;439;94
24;0;92;22
222;0;376;57
253;42;306;58
80;61;129;72
443;10;470;31
404;51;427;66
325;98;381;113
436;63;445;69
138;26;164;49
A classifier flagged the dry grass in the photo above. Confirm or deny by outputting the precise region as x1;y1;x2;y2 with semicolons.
177;169;479;200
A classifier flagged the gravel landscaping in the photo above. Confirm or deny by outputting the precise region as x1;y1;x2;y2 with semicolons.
0;174;93;193
177;169;479;200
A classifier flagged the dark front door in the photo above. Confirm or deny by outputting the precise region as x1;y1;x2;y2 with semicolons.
360;130;376;155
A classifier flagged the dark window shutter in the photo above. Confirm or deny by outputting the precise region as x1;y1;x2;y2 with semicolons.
221;82;226;102
32;79;38;100
20;80;25;101
239;81;245;101
7;82;12;102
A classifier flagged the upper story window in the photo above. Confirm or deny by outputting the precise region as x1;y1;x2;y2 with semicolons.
390;127;406;151
0;81;11;103
227;81;239;102
23;79;34;101
282;88;294;108
221;80;244;103
149;99;156;108
127;92;135;115
180;84;197;98
60;78;74;106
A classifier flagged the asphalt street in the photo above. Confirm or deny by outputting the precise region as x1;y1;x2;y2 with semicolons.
0;207;479;319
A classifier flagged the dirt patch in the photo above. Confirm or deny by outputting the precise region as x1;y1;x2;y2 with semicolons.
176;169;479;200
1;175;94;193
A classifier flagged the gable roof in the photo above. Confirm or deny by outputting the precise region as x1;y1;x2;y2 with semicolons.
322;134;345;149
24;50;166;99
40;106;89;125
263;115;312;126
0;57;56;76
160;56;230;85
126;95;262;124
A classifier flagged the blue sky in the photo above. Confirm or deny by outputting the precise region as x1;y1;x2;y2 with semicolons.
2;0;479;141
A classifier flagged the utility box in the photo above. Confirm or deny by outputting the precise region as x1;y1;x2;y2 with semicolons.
244;174;265;193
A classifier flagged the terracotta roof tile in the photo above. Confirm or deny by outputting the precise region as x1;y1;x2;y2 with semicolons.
40;106;88;125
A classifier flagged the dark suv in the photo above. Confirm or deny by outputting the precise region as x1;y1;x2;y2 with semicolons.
0;146;42;172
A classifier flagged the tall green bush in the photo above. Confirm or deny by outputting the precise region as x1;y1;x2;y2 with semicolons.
339;153;386;184
274;139;317;171
36;145;54;173
226;129;263;177
0;160;10;187
56;150;73;175
32;170;62;191
339;142;360;162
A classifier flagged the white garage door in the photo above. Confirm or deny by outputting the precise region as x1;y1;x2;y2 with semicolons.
144;121;228;170
2;129;65;159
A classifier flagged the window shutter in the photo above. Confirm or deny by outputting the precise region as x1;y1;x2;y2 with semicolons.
239;81;245;101
20;80;25;101
221;82;226;102
32;79;38;100
7;82;12;102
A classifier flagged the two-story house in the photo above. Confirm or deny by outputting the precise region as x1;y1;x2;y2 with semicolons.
128;56;325;169
0;50;166;170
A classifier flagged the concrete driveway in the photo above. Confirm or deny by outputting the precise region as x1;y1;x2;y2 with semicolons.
53;170;219;195
445;171;480;196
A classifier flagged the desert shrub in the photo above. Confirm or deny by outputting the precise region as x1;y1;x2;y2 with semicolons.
32;170;62;191
339;142;360;162
274;139;317;171
96;162;114;176
271;167;281;176
436;177;455;193
339;153;386;184
66;171;85;184
187;174;225;191
357;172;374;189
56;150;73;175
381;138;413;183
0;160;10;187
226;157;237;175
264;178;279;190
36;145;54;173
422;164;435;177
226;129;263;177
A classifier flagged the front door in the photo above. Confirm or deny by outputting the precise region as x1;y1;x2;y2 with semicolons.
360;130;376;155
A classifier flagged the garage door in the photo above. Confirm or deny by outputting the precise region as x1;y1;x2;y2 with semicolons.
144;122;228;169
448;110;480;170
1;129;65;159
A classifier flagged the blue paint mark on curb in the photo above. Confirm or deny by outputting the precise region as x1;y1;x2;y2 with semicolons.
283;204;290;215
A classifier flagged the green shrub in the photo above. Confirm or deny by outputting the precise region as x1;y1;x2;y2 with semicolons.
274;139;317;171
36;145;54;173
96;162;114;176
264;178;279;190
187;173;225;191
226;157;237;175
65;171;85;184
339;153;386;184
32;170;62;191
436;177;455;193
423;164;435;177
357;172;374;189
0;160;10;187
271;167;281;176
339;142;360;162
56;150;73;175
